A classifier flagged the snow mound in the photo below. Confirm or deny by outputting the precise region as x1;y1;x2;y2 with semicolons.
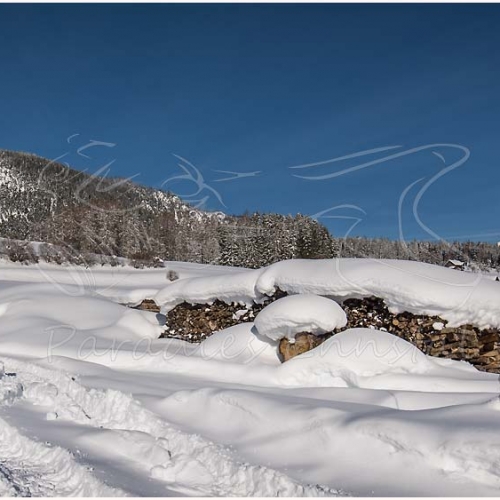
254;294;347;341
276;328;495;393
197;323;279;365
277;328;437;387
0;283;163;361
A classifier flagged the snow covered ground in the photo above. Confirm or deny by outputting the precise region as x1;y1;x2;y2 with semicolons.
1;258;500;496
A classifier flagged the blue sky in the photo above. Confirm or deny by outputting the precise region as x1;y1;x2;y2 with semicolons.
0;4;499;242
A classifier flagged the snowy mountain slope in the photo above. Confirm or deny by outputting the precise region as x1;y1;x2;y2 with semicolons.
0;149;222;231
1;258;500;496
0;150;335;267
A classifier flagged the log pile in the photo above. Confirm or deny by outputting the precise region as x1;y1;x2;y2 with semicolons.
136;294;500;373
160;290;288;342
339;297;500;373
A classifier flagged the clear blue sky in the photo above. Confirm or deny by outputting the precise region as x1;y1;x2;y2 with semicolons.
0;4;499;242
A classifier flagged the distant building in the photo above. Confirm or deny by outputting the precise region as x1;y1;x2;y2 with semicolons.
445;259;466;271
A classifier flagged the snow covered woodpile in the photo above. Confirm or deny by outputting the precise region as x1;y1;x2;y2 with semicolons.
162;300;255;342
156;259;500;371
342;297;500;372
268;296;500;369
159;293;500;368
160;290;287;342
157;259;500;329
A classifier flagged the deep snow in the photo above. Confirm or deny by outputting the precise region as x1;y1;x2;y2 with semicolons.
1;258;500;496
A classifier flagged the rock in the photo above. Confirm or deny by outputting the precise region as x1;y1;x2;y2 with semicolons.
135;299;161;313
279;332;325;362
166;269;179;281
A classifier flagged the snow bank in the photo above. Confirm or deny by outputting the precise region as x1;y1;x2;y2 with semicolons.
0;412;125;496
0;283;163;361
0;357;334;497
254;294;347;341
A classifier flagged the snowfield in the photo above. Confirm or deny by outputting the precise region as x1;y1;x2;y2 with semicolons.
1;258;500;496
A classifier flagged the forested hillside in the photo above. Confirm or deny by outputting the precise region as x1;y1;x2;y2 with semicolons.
338;237;500;271
0;150;334;267
1;149;499;270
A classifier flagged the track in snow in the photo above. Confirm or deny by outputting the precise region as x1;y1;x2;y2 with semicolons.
0;357;344;497
0;414;126;497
